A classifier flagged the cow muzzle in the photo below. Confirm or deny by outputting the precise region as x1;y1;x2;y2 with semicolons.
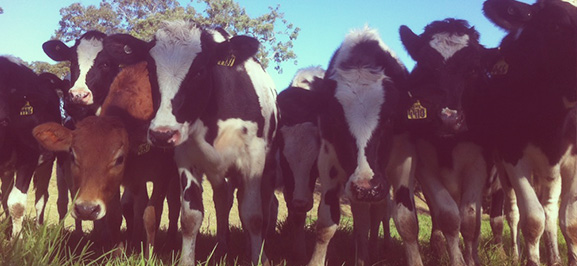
290;198;314;213
69;89;93;105
350;177;388;202
438;107;467;136
73;200;105;220
148;128;180;147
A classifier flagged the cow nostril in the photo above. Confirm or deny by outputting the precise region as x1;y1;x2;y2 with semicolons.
74;203;101;220
149;129;178;146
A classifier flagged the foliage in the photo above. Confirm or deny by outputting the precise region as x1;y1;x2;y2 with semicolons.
25;61;70;79
52;0;300;73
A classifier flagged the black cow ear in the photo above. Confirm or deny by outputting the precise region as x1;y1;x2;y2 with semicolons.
399;25;422;61
103;34;150;65
43;40;72;62
483;0;534;31
214;35;260;66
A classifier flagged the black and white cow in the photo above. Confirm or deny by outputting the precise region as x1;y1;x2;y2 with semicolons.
102;21;278;265
477;0;577;265
304;27;422;266
399;19;494;266
274;66;324;261
0;55;64;237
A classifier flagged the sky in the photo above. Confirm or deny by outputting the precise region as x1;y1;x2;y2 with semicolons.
0;0;533;91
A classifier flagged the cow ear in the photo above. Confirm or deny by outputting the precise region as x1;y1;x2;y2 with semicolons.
399;25;422;61
103;34;151;65
483;0;534;31
43;40;72;62
214;35;260;66
33;122;73;152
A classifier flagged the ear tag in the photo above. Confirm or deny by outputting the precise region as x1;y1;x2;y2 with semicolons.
20;101;34;116
137;143;151;156
491;59;509;76
217;54;236;67
407;100;427;120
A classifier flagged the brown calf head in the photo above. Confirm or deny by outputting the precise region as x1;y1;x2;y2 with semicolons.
33;116;129;220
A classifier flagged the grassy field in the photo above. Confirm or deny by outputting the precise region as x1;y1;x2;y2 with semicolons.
0;164;570;265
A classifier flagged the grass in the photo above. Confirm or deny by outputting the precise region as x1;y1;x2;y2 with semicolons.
0;166;571;265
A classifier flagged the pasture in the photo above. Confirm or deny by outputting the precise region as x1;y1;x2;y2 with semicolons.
0;163;569;265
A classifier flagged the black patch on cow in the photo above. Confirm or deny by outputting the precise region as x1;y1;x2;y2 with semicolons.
395;186;414;212
182;172;204;213
180;172;188;191
329;167;338;179
324;186;341;224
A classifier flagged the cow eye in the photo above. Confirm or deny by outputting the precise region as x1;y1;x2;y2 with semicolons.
115;155;124;166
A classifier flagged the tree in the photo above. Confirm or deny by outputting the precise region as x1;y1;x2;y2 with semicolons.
26;61;70;79
53;0;300;73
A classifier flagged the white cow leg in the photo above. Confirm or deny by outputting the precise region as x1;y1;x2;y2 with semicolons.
308;187;339;266
502;180;521;261
538;167;562;266
237;175;267;265
560;156;577;266
460;164;486;266
179;168;204;266
505;160;545;266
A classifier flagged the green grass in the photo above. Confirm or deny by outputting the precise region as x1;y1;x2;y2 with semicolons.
0;169;571;265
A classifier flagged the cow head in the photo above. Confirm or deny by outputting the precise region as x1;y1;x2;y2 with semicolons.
315;27;406;202
33;116;129;220
102;21;260;148
400;19;492;138
484;0;577;108
43;31;120;107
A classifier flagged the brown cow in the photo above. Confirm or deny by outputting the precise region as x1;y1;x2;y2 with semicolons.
33;61;178;256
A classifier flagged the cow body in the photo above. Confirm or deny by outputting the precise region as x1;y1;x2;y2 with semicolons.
477;0;577;265
400;19;494;266
0;56;64;237
307;27;422;266
275;66;324;261
102;21;278;265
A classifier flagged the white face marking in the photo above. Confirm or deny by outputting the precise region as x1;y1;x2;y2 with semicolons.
70;38;103;104
290;66;325;90
149;21;203;145
429;33;470;61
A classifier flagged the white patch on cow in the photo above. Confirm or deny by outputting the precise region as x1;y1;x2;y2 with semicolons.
332;67;386;183
429;33;469;61
290;66;325;90
209;28;228;43
70;37;104;104
244;58;278;145
7;187;27;212
149;21;203;144
281;122;320;202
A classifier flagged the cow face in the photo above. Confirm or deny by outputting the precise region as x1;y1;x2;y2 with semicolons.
43;31;120;107
400;19;491;137
33;117;129;220
316;27;405;202
484;0;577;107
103;22;260;148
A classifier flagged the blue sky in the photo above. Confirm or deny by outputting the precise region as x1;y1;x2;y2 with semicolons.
0;0;532;91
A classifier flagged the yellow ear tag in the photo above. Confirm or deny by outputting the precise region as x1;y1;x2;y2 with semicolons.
20;101;34;116
217;54;236;67
137;143;151;156
491;59;509;76
407;100;427;120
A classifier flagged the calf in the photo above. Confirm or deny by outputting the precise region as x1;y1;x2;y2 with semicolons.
0;56;64;237
275;66;324;261
34;61;178;256
477;0;577;265
400;19;493;266
306;27;422;266
102;21;279;265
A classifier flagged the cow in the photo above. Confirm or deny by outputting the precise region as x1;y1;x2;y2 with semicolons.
301;26;422;266
399;19;495;266
476;0;577;265
43;32;181;246
33;61;179;256
0;55;64;237
274;66;324;261
101;21;279;265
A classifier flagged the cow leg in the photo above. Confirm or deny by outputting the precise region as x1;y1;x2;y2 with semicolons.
0;169;13;217
7;162;37;238
387;133;422;266
351;202;372;266
460;161;487;266
560;155;577;266
504;159;545;266
106;189;123;255
489;187;505;245
56;154;69;221
143;178;169;258
121;187;135;246
381;195;393;249
536;166;562;266
369;202;386;262
209;176;233;259
237;174;267;265
164;165;181;251
496;165;521;261
33;158;53;226
179;166;204;266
